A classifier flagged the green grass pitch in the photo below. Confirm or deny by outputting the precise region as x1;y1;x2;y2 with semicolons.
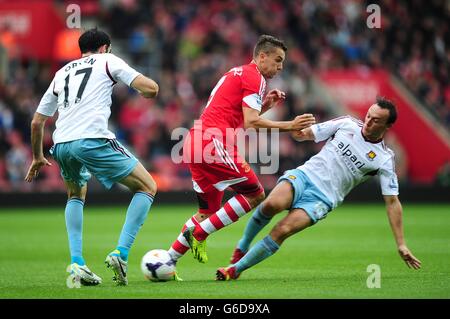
0;203;449;299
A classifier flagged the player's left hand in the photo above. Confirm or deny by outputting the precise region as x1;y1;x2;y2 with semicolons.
398;245;421;270
25;157;52;182
264;89;286;107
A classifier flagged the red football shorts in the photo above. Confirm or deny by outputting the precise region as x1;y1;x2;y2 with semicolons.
182;128;264;214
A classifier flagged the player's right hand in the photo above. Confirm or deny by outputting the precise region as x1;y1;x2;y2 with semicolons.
398;245;422;270
25;157;52;182
290;114;315;131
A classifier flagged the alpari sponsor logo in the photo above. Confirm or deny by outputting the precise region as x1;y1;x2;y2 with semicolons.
337;141;365;169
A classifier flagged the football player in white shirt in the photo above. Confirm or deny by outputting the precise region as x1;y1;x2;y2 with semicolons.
24;29;160;286
216;97;421;280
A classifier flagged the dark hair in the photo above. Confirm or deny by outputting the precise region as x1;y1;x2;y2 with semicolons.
253;35;287;58
376;96;397;124
78;28;111;54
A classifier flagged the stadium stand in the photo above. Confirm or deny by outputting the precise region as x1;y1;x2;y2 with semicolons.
0;0;448;192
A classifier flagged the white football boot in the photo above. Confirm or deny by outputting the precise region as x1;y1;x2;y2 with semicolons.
105;250;128;286
66;263;102;288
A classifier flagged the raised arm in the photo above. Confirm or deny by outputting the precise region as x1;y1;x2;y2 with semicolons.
260;89;285;115
107;54;159;99
243;107;315;132
383;195;421;269
130;74;159;99
25;112;52;182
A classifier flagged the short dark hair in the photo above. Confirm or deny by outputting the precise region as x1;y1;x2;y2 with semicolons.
376;96;397;125
253;35;287;58
78;28;111;54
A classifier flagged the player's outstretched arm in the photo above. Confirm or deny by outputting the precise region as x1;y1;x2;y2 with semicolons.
25;112;52;182
243;107;315;132
384;195;422;269
131;74;159;98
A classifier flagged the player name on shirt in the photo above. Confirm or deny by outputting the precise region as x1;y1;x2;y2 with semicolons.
36;53;141;144
63;57;97;72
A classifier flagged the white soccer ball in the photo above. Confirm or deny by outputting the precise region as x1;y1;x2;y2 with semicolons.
140;249;176;282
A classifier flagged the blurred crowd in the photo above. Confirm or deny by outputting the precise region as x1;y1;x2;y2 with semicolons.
0;0;448;192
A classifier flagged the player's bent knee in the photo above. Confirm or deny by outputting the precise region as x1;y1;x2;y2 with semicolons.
67;194;86;201
122;162;157;195
141;176;157;195
271;224;295;244
273;222;292;237
271;216;306;243
262;198;284;216
66;184;87;201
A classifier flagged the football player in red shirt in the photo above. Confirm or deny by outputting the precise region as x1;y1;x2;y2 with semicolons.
167;35;316;270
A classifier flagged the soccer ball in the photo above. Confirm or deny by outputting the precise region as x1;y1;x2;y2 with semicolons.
140;249;176;282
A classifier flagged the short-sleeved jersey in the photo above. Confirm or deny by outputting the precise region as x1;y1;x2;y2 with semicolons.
36;53;140;144
199;61;266;133
297;116;399;208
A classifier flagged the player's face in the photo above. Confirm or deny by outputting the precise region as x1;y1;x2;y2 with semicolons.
259;48;285;78
362;104;391;140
